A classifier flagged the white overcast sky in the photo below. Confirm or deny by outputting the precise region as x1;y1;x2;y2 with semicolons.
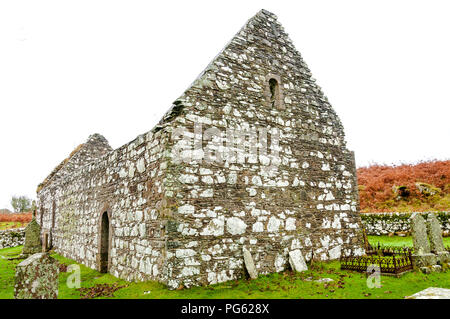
1;0;449;209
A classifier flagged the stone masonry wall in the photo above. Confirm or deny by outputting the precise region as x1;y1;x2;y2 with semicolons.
0;228;25;249
159;10;364;289
38;129;172;283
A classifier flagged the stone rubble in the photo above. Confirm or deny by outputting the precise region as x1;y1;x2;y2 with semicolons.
315;278;334;283
288;249;308;272
243;247;258;279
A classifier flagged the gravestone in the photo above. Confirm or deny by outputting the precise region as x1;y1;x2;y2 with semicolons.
42;232;49;253
427;214;450;265
411;213;430;254
288;249;308;272
21;212;42;257
410;213;436;268
242;247;258;279
14;253;59;299
362;228;371;252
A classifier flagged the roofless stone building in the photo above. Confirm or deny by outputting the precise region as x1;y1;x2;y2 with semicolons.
37;9;365;289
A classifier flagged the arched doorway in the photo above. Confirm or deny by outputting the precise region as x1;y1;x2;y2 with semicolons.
99;211;110;273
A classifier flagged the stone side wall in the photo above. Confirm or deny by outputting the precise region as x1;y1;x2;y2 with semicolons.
160;10;364;289
361;212;450;236
0;228;25;249
37;129;172;283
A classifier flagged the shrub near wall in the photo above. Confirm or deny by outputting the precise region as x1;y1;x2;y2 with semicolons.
361;212;450;236
0;228;25;249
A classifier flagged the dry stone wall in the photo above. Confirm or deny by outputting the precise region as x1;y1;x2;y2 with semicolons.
37;9;365;289
361;212;450;235
0;228;25;249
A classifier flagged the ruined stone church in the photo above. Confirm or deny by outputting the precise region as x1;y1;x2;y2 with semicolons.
37;9;364;289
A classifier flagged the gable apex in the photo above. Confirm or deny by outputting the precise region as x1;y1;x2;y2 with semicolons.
159;9;342;136
159;9;300;123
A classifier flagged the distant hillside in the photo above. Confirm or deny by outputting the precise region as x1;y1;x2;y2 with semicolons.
0;209;12;214
357;160;450;212
0;211;32;224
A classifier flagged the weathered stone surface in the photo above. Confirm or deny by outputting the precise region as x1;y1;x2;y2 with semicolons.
410;213;430;255
21;217;41;256
415;182;441;197
413;254;437;269
315;278;334;283
243;247;258;279
35;9;365;289
426;214;450;265
406;287;450;299
419;266;432;274
431;265;442;272
427;214;446;253
288;249;308;272
435;251;450;265
410;213;438;269
14;253;59;299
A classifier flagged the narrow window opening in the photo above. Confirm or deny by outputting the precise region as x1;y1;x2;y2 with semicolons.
39;205;44;226
269;78;279;108
51;201;56;229
49;201;56;249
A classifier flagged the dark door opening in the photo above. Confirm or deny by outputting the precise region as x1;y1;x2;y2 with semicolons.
99;212;110;273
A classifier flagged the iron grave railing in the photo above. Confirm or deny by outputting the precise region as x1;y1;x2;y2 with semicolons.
340;254;413;275
366;243;414;256
340;243;413;275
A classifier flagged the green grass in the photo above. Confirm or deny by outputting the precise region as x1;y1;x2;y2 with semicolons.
368;235;450;247
0;246;23;299
1;240;449;299
0;222;26;230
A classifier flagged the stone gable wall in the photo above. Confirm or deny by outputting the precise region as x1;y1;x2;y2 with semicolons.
160;10;364;289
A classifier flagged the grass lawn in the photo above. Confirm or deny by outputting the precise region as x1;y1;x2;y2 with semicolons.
0;222;26;230
368;235;450;248
1;238;449;299
0;247;23;299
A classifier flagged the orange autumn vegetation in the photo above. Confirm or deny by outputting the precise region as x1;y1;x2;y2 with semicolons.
0;212;33;223
357;160;450;212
